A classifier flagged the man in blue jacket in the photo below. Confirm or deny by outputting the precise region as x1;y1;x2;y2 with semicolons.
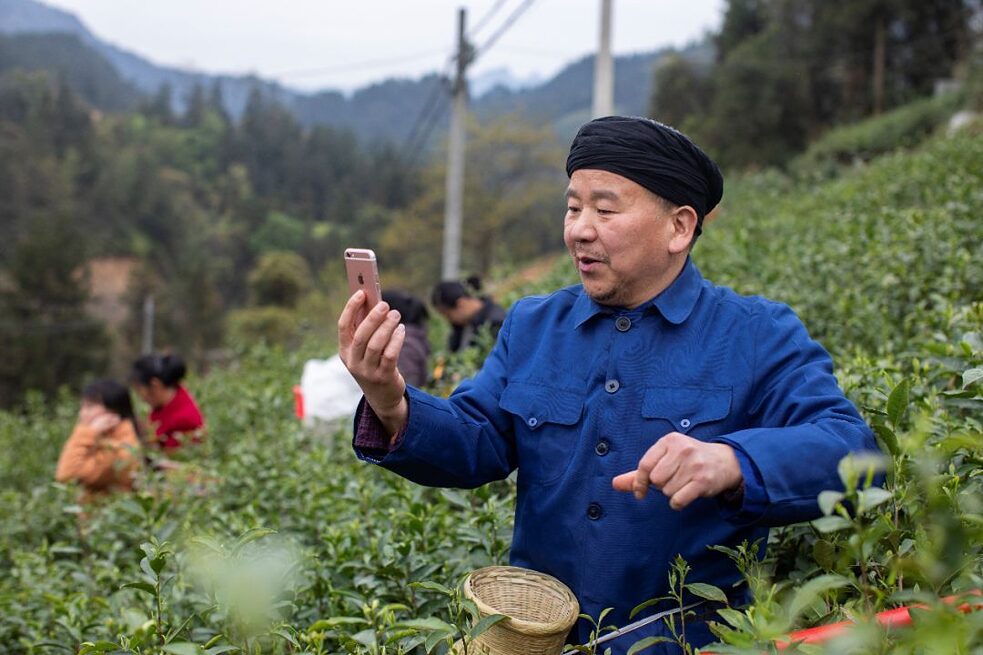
337;116;878;653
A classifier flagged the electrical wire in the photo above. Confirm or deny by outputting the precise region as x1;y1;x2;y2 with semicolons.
400;78;452;165
469;0;511;38
473;0;539;61
401;0;539;165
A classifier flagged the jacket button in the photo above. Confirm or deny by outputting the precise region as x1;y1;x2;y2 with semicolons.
587;502;603;520
615;316;631;332
605;379;620;394
680;418;691;429
595;439;610;456
527;417;539;427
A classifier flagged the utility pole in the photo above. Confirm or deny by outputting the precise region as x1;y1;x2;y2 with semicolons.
141;294;155;354
442;7;471;280
592;0;614;118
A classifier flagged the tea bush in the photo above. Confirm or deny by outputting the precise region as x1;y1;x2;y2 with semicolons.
792;92;964;169
1;129;981;653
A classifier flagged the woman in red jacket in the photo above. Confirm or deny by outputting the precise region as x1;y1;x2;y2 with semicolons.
130;353;205;450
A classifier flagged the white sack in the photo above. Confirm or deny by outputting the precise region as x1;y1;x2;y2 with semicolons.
299;355;364;424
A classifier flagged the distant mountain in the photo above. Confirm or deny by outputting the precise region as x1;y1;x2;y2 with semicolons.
0;0;711;146
471;67;543;97
0;32;141;111
0;0;293;117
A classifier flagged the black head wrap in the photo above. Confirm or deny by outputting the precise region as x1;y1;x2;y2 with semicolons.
565;116;723;235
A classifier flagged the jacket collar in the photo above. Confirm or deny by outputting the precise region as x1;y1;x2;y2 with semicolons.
572;257;703;328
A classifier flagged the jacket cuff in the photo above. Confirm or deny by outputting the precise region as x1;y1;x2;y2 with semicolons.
714;444;768;524
352;396;408;463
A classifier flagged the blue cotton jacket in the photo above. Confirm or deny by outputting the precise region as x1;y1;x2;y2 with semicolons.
354;259;877;653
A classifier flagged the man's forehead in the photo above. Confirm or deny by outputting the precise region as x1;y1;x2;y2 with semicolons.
565;169;647;198
564;186;621;200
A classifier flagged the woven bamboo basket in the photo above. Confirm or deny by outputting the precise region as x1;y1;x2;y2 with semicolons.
454;565;579;655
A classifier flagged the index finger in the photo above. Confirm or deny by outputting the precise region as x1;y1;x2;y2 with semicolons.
634;439;668;500
337;290;366;350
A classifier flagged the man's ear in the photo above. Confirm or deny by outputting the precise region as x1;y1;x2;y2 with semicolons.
668;205;699;254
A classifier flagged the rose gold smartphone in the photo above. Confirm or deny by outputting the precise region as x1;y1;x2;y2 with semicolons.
344;248;382;325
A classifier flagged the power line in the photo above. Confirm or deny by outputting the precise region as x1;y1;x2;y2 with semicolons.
401;78;452;165
401;0;539;168
469;0;510;38
473;0;539;60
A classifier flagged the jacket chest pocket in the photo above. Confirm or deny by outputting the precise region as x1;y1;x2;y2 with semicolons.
499;381;584;484
642;386;732;437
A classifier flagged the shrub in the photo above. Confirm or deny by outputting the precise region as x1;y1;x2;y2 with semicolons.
794;92;964;168
247;250;312;309
225;305;301;347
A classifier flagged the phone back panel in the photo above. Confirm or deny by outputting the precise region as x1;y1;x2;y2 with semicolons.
344;248;381;309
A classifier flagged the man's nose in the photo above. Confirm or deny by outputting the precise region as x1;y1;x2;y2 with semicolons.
568;212;598;242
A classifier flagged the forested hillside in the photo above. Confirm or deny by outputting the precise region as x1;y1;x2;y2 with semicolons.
649;0;975;167
0;67;567;405
0;0;669;142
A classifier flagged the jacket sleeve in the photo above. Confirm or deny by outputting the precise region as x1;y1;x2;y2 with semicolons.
56;423;138;490
712;302;880;527
354;307;518;488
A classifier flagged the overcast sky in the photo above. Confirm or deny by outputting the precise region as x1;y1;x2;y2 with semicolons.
42;0;725;93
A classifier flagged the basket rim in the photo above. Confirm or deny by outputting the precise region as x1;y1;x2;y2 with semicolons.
463;565;580;636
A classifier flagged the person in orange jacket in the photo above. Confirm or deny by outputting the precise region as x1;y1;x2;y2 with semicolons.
56;379;142;498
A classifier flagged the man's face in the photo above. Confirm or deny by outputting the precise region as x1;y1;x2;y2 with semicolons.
564;169;687;309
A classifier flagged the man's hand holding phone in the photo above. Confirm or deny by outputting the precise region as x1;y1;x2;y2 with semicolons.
338;253;408;439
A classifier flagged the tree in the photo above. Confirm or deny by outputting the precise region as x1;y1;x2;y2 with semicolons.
380;117;564;290
716;0;767;61
649;54;713;129
247;251;313;309
0;211;110;406
702;26;813;167
183;83;208;128
142;82;175;125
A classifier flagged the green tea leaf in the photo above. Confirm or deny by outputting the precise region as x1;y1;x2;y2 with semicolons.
424;628;454;652
714;608;749;629
788;574;851;620
162;644;204;655
121;581;156;596
872;423;900;457
818;490;845;516
411;580;452;596
270;628;299;647
962;367;983;388
395;618;456;632
857;487;893;514
467;613;508;640
685;582;728;604
811;516;852;533
886;378;910;428
309;617;368;630
626;636;672;654
204;647;240;655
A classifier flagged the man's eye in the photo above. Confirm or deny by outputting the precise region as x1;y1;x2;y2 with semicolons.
567;206;581;213
597;208;614;215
